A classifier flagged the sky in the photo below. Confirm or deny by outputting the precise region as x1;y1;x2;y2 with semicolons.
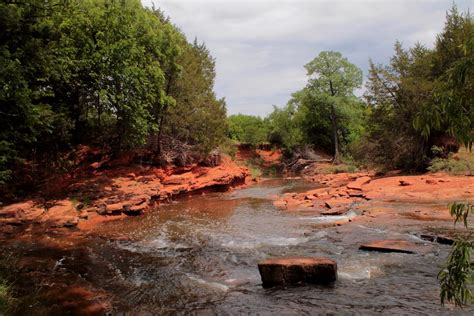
142;0;472;117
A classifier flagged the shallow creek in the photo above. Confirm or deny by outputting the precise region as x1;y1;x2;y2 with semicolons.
9;178;474;314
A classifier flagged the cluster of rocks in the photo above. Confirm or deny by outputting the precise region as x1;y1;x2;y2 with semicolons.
274;173;373;216
260;171;474;288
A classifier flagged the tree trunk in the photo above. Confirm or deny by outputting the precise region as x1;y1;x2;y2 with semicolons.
156;112;165;156
331;104;339;163
328;80;339;163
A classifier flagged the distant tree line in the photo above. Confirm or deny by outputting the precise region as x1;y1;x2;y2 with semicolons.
0;0;227;186
228;6;472;170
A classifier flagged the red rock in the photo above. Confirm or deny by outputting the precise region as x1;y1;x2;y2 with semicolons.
258;257;337;287
359;239;431;254
273;200;287;208
322;207;349;216
425;179;437;184
44;200;79;227
347;190;364;197
346;176;371;190
79;211;88;219
399;180;411;186
105;202;124;214
0;218;23;226
123;203;148;215
324;197;352;209
0;201;44;222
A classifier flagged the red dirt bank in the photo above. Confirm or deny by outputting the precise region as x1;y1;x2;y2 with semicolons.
0;155;250;234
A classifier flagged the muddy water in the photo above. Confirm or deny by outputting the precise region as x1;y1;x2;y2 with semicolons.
10;178;473;314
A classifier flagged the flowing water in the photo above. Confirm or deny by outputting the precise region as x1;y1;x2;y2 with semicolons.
14;178;473;314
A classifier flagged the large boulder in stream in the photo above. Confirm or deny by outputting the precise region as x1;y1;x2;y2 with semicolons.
258;257;337;287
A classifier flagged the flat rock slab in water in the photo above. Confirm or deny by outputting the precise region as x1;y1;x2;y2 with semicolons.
258;257;337;288
359;239;431;254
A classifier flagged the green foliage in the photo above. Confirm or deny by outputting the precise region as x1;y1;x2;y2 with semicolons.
217;138;238;159
0;0;227;191
227;114;269;146
361;6;473;170
0;252;19;314
325;164;359;174
266;104;303;151
277;51;364;159
304;51;363;160
428;152;474;175
0;279;14;315
164;39;227;156
242;158;263;178
438;202;474;307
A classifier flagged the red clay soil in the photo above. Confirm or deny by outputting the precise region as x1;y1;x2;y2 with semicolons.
0;154;250;234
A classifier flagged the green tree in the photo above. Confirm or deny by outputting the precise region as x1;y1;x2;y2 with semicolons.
227;114;269;146
362;6;472;170
0;0;229;194
163;39;227;156
267;104;303;151
304;51;363;161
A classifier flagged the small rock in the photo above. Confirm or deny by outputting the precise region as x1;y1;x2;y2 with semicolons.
324;197;352;209
273;200;287;208
123;204;147;216
399;180;411;186
425;179;437;185
258;257;337;287
346;176;371;191
106;202;124;214
79;211;88;219
347;190;364;197
322;207;348;216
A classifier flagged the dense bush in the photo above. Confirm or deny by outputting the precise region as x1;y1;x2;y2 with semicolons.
227;114;269;146
358;6;473;170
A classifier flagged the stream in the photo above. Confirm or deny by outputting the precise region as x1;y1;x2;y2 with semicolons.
10;178;473;314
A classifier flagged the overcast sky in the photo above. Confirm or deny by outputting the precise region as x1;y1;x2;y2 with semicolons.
142;0;472;116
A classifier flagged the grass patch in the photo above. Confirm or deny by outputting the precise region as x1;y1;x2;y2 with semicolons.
428;149;474;175
247;164;263;178
0;279;15;314
0;252;18;315
218;138;238;159
326;164;359;174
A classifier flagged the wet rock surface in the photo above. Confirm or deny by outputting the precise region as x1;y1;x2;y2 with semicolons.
258;257;337;287
359;239;432;254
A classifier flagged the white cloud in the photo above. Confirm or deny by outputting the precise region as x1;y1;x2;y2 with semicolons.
142;0;472;116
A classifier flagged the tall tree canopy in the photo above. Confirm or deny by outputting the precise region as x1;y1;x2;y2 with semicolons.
287;51;364;160
0;0;227;188
362;6;473;170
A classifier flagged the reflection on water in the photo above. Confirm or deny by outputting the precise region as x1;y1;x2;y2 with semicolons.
27;178;474;314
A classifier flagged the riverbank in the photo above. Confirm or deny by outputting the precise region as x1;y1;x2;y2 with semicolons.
274;167;474;238
0;153;251;236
